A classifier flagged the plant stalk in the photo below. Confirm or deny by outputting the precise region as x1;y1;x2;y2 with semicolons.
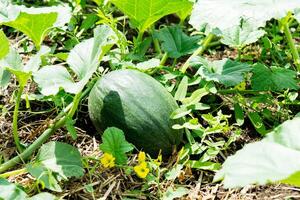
0;80;95;173
13;85;25;153
218;89;267;95
283;22;300;72
180;33;214;73
0;168;27;178
136;31;144;45
160;53;168;66
150;26;162;55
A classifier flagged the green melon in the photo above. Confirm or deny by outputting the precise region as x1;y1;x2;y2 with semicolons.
88;69;182;155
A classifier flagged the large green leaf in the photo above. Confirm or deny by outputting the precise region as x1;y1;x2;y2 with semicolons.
251;64;299;91
34;25;117;96
155;25;200;59
194;57;251;87
176;0;194;21
110;0;192;32
0;46;50;88
0;178;56;200
295;8;300;22
214;117;300;188
0;29;9;59
99;127;134;165
33;65;76;96
0;0;19;23
0;178;27;200
3;12;57;49
0;2;71;48
221;20;266;49
27;142;83;192
189;0;300;32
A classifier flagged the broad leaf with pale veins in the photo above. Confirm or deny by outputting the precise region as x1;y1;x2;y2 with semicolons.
34;25;117;96
155;25;200;58
110;0;192;32
194;57;251;87
251;64;299;91
221;20;266;49
27;142;83;192
0;30;9;59
190;0;300;32
100;127;134;165
214;118;300;188
0;2;71;48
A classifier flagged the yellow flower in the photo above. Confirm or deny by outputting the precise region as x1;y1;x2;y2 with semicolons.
100;153;115;168
138;151;146;163
154;154;162;166
134;162;150;179
234;81;246;91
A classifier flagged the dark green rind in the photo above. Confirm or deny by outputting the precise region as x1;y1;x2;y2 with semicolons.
88;69;182;155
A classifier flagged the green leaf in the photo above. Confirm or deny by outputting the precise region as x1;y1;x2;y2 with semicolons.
155;25;200;58
0;179;56;200
34;65;76;96
190;0;300;32
234;103;244;126
27;164;62;192
176;1;193;21
0;178;27;200
181;88;209;106
23;46;51;72
165;164;183;181
4;12;57;49
214;117;300;188
174;76;188;101
0;67;10;88
99;127;134;165
135;58;160;71
0;46;50;87
295;8;300;22
1;3;71;49
251;64;299;91
0;30;9;59
34;25;117;96
221;20;266;49
27;142;84;192
247;112;267;136
171;106;192;119
162;186;189;200
65;116;78;140
195;57;251;87
28;193;56;200
110;0;192;32
188;160;221;171
5;67;31;87
0;1;20;23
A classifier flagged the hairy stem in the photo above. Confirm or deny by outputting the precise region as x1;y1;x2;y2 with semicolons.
136;31;144;46
13;85;25;153
0;168;27;178
180;33;214;73
150;26;162;55
0;80;95;173
283;22;300;72
160;53;168;66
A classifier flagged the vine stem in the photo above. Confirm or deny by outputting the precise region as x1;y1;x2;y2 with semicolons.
180;33;214;73
13;85;25;153
160;53;168;66
0;80;96;173
283;22;300;72
0;168;27;178
150;26;162;55
217;89;265;95
136;31;144;45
